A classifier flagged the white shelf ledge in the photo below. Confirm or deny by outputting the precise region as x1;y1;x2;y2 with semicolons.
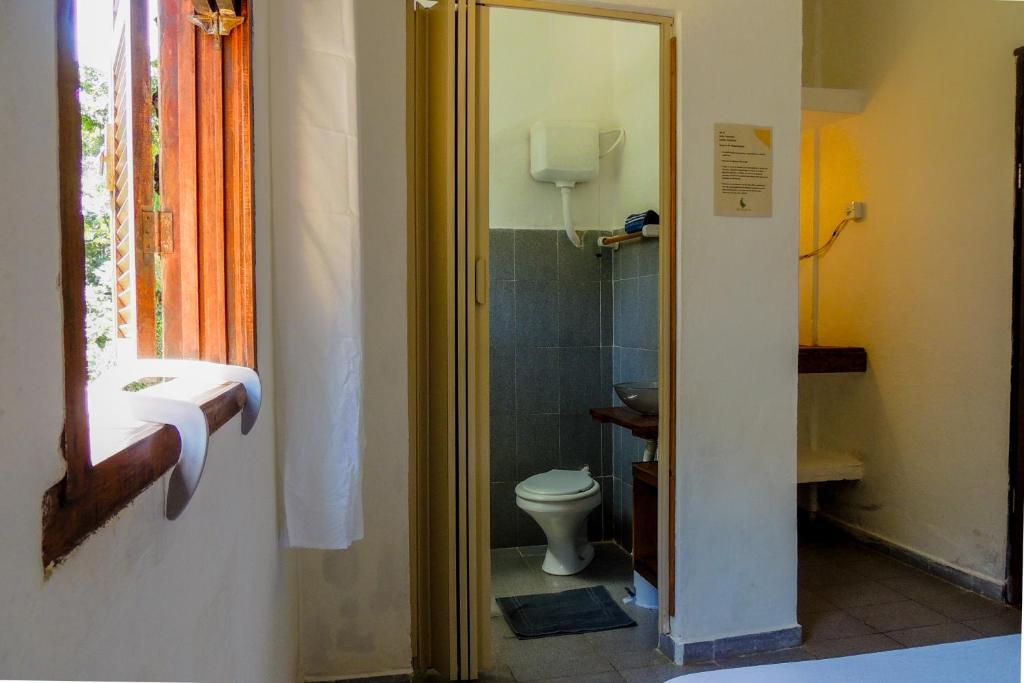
801;87;867;129
798;446;864;484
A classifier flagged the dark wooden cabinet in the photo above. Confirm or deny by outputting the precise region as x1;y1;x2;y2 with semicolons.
632;461;658;587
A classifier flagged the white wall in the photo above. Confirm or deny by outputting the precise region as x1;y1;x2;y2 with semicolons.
669;0;802;647
489;8;660;231
0;2;298;681
284;1;413;679
799;0;1021;585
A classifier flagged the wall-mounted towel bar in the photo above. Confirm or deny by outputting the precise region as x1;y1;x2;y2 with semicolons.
598;225;660;249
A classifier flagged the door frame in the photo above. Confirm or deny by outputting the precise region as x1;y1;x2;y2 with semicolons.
408;1;677;677
1008;45;1023;607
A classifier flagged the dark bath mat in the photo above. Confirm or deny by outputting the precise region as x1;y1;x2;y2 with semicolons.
496;586;637;639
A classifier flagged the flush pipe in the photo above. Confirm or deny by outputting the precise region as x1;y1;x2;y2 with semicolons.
557;181;584;249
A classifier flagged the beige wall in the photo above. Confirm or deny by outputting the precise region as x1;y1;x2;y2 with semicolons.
800;0;1022;585
489;8;660;231
0;2;298;681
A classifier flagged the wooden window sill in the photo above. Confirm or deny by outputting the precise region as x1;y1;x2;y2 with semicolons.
42;380;247;569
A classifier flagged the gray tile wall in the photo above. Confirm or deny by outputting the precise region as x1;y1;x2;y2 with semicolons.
489;229;614;548
488;228;659;552
611;237;660;552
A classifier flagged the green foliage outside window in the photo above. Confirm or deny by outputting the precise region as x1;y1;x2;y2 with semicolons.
79;65;115;380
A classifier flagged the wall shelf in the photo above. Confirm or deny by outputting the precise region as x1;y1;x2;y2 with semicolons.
798;446;864;484
799;345;868;374
589;407;658;440
801;86;866;129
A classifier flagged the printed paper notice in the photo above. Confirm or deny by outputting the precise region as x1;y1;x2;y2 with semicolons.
714;123;773;218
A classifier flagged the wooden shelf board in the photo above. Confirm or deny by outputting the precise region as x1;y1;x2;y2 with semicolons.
633;461;658;486
799;345;868;374
590;407;658;440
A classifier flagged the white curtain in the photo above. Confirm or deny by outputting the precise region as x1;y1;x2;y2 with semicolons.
270;0;364;549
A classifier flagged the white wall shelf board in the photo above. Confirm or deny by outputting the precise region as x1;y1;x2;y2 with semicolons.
798;446;864;484
801;87;867;129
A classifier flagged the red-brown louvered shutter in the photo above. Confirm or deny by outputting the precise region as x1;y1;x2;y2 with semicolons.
108;0;157;359
158;0;255;368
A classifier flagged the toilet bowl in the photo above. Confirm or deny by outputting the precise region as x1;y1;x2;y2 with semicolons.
515;469;602;575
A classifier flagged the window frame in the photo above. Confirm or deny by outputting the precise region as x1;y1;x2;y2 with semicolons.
43;0;255;569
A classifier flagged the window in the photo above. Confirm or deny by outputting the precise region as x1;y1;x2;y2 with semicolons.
43;0;254;569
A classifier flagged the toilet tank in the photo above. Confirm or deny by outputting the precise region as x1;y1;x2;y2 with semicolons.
529;121;599;185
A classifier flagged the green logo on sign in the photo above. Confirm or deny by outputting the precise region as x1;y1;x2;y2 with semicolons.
740;198;747;209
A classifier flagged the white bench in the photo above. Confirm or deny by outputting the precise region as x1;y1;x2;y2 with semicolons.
797;446;864;516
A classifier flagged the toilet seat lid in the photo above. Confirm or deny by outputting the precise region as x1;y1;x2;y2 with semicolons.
519;469;594;497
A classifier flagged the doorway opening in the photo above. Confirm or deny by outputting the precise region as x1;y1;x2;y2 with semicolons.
482;6;668;679
407;0;676;678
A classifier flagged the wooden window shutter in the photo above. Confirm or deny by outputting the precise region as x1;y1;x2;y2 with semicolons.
159;0;254;368
108;0;157;359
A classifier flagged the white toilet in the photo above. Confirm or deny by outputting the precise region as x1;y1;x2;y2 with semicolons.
515;468;602;575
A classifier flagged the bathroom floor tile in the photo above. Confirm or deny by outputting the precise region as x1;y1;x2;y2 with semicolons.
586;619;659;654
798;559;867;589
885;622;985;648
804;633;903;659
505;637;615;681
838;552;923;582
913;587;1009;621
480;664;517;682
800;609;875;642
619;663;717;682
814;580;905;609
846;600;950;632
519;544;547;556
797;587;837;614
532;672;626;683
879;573;963;603
962;610;1022;636
725;647;815;668
604;648;671;671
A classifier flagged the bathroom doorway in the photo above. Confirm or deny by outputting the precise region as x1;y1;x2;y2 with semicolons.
481;5;671;680
406;1;675;679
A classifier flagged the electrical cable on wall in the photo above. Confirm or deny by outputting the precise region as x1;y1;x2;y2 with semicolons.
800;216;850;261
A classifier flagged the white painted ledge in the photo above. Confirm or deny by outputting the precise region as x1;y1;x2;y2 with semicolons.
801;87;867;129
797;446;864;484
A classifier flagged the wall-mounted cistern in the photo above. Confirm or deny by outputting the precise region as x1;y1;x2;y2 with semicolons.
530;121;623;248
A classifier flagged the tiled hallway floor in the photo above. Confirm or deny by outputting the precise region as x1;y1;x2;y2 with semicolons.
483;536;1022;682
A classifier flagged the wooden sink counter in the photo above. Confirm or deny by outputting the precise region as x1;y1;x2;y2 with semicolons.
589;407;658;440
